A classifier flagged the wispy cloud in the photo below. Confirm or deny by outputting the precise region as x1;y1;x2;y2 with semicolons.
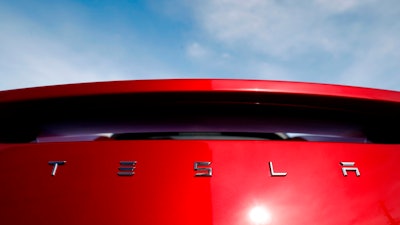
186;42;210;59
0;2;183;90
338;34;400;89
0;4;111;89
1;0;399;91
190;0;353;57
181;0;400;90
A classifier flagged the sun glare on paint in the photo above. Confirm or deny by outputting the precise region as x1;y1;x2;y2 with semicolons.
249;206;272;224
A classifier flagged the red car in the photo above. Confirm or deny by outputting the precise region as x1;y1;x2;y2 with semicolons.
0;79;399;225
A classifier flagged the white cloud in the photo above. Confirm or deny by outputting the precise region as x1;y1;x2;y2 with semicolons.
186;42;210;59
249;61;294;81
190;0;342;57
0;7;120;90
0;3;183;90
338;35;400;90
314;0;364;12
1;1;399;91
181;0;400;90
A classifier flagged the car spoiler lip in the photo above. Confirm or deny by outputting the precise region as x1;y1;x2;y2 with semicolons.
0;79;399;103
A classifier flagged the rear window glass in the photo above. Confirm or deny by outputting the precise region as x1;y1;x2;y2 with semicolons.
1;92;398;144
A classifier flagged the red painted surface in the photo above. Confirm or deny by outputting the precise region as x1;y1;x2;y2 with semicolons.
0;141;399;225
0;79;399;225
1;79;399;103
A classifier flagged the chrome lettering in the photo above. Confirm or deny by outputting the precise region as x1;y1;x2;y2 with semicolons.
269;161;287;177
48;161;66;176
340;162;360;177
194;161;212;177
118;161;137;176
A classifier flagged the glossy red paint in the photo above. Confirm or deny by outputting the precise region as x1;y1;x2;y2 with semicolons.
1;141;399;225
1;79;399;103
0;79;399;225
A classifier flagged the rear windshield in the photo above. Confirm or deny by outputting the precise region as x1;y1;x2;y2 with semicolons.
0;92;398;144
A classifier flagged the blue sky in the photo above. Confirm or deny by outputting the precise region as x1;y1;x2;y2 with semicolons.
1;0;399;91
